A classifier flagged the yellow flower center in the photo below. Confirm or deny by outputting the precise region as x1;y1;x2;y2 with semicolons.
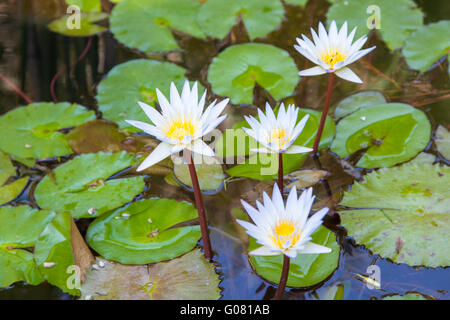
320;49;346;70
268;128;289;149
270;220;301;249
165;119;197;142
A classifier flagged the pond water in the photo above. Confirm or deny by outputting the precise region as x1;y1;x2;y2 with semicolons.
0;0;449;300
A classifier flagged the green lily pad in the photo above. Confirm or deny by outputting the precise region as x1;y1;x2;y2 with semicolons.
0;151;28;205
334;91;386;119
96;59;200;130
110;0;204;53
0;102;95;160
0;206;56;287
285;0;308;6
34;211;80;296
197;0;284;40
339;162;450;267
382;293;428;300
48;12;108;37
87;198;201;264
65;0;101;12
403;21;450;73
249;226;340;287
34;152;145;219
224;108;335;180
208;43;299;105
331;103;431;168
435;125;450;160
173;155;224;192
327;0;423;50
80;249;220;300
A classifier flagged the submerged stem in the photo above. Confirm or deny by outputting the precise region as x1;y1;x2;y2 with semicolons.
312;72;335;155
274;254;290;300
277;152;283;192
184;149;213;261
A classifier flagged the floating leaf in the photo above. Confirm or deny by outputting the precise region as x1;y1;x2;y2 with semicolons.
65;0;101;12
96;59;201;130
285;170;329;189
382;293;428;300
35;152;145;219
331;103;431;168
34;212;80;295
208;43;299;105
327;0;423;50
0;206;55;287
48;12;108;37
87;198;201;264
339;162;450;267
80;249;220;300
249;226;340;287
435;125;450;160
308;282;346;300
197;0;284;40
403;21;450;73
173;155;224;192
334;91;386;119
0;151;28;205
0;102;95;160
285;0;308;6
223;108;335;180
110;0;204;53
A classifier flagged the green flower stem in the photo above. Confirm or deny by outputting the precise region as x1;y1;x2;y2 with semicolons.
278;152;283;192
312;72;335;154
184;149;213;261
274;254;290;300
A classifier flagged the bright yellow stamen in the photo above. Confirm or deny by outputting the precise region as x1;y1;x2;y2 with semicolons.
165;119;196;142
270;220;301;249
320;49;346;70
268;128;289;149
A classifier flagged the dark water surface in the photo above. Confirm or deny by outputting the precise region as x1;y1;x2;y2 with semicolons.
0;0;449;300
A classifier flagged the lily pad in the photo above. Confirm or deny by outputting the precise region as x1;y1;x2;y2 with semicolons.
96;59;200;130
197;0;284;40
80;249;221;300
173;155;224;192
208;43;299;105
403;21;450;73
435;125;450;160
285;0;308;6
48;12;108;37
339;162;450;267
331;103;431;168
382;293;428;300
87;198;201;264
0;206;56;287
65;0;101;12
334;91;386;119
285;170;329;189
34;212;80;296
34;152;145;219
224;108;335;180
0;151;28;205
249;226;340;287
327;0;423;50
0;102;95;160
110;0;204;53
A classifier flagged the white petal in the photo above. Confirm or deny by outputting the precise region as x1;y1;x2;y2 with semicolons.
125;120;160;137
187;139;215;157
298;66;327;77
298;242;332;254
137;142;173;171
250;147;272;154
335;67;362;83
137;101;164;126
285;145;313;154
249;246;281;256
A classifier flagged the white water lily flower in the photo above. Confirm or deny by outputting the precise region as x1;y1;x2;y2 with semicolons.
243;103;312;154
294;20;376;83
126;80;229;171
237;184;331;258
